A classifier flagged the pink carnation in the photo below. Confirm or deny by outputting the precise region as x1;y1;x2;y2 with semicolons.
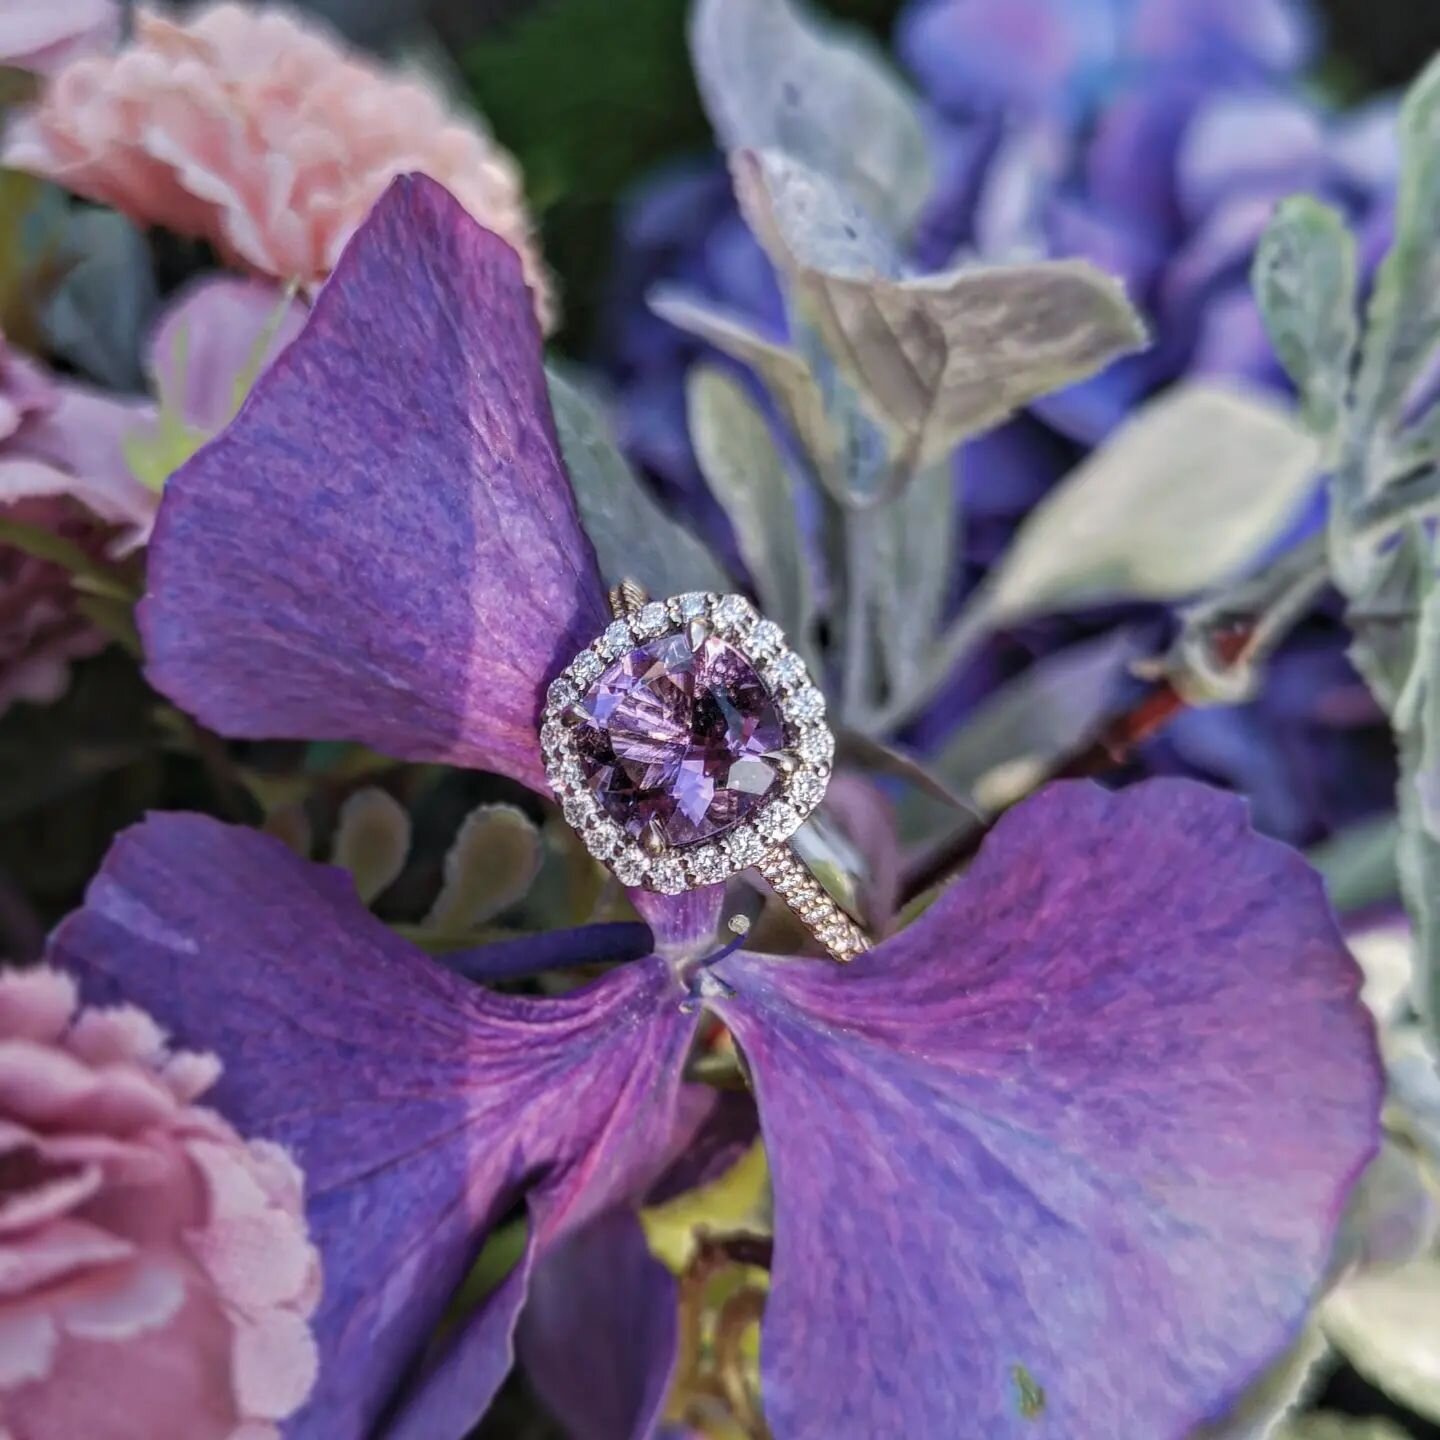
0;967;321;1440
3;4;553;325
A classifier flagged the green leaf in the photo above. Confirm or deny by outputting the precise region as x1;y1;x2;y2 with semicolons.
733;150;1147;481
1323;1256;1440;1423
1352;53;1440;432
1252;197;1357;444
1272;1415;1412;1440
330;787;410;905
546;368;730;596
985;384;1320;621
41;209;157;392
1307;816;1400;917
649;287;838;484
928;630;1139;812
686;365;816;659
873;459;956;705
691;0;930;235
425;804;543;936
1188;1325;1329;1440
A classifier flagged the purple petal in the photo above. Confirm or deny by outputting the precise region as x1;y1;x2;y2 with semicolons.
50;813;697;1440
710;779;1380;1439
146;275;308;435
141;175;608;792
517;1210;678;1440
632;885;725;961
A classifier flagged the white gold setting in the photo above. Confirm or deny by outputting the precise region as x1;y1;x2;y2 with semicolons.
540;590;833;894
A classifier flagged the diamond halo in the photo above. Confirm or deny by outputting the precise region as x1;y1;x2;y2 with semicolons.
540;591;832;893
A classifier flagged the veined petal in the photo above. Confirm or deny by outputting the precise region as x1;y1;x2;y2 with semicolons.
141;175;607;792
515;1210;678;1440
710;779;1381;1440
50;814;697;1440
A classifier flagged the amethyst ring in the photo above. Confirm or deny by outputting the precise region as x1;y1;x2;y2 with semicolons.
540;580;870;961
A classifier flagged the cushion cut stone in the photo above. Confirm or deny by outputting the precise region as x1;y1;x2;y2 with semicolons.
572;632;785;847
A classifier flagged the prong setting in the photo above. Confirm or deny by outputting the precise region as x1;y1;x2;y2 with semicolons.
541;591;834;892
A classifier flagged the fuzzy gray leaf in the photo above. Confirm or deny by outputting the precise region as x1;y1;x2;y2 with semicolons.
547;368;730;597
1353;53;1440;430
691;0;930;234
1253;197;1357;443
987;384;1319;620
687;365;817;659
734;150;1146;473
426;804;543;935
330;787;410;904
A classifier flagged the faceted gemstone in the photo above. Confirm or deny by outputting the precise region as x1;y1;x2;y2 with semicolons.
572;632;785;847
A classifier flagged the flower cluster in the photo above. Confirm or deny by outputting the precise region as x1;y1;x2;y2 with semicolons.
0;0;1428;1436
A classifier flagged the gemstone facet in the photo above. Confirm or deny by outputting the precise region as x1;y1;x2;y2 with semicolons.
572;631;785;847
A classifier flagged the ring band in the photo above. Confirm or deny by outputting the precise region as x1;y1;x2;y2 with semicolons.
541;581;869;962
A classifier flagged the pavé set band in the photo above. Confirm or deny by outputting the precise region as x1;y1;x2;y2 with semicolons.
540;580;870;961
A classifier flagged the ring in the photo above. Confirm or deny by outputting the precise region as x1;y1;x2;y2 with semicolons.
540;580;870;961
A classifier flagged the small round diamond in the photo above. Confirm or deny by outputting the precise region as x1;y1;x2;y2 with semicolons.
600;619;633;657
714;594;758;634
634;601;670;637
764;650;807;690
797;726;835;764
584;817;624;860
724;826;765;867
540;718;567;754
650;857;686;894
551;754;584;791
674;591;710;620
788;687;825;723
748;619;783;656
613;849;649;886
689;845;728;884
570;650;604;687
758;803;800;841
562;793;595;828
547;676;578;710
788;771;827;810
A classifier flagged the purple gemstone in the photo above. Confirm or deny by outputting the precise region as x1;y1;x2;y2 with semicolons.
573;632;786;847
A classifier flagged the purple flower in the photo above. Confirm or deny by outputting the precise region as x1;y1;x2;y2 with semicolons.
56;176;1382;1438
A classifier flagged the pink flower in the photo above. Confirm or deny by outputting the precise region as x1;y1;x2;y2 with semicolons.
0;967;320;1440
3;4;553;324
0;0;117;76
0;339;152;713
0;275;304;713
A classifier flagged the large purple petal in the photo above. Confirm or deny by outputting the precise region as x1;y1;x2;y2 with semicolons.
141;174;608;792
710;779;1381;1439
517;1210;678;1440
49;814;697;1440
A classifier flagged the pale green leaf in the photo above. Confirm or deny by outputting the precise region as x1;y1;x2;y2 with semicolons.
547;368;731;596
649;286;838;482
687;365;816;658
1353;53;1440;430
1323;1256;1440;1423
1306;816;1399;917
1253;196;1357;443
733;150;1146;474
331;788;410;904
930;630;1139;811
691;0;931;234
873;458;955;701
1189;1326;1329;1440
1273;1416;1412;1440
986;384;1320;621
426;804;543;935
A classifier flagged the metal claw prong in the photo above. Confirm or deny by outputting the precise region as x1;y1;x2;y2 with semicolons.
766;748;801;776
686;617;712;651
640;820;666;856
609;578;648;619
